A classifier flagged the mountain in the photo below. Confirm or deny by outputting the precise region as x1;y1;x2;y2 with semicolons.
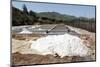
38;12;76;21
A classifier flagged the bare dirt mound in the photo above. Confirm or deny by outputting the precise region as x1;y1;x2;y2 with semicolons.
12;26;96;65
12;52;92;65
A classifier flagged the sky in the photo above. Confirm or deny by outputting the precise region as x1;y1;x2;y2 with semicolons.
12;1;96;18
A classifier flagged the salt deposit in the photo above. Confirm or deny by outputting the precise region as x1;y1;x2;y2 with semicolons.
31;25;41;28
38;28;43;30
19;28;32;34
31;33;91;58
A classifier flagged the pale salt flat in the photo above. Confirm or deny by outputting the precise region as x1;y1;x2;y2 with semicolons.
31;25;41;28
19;28;32;34
31;33;91;58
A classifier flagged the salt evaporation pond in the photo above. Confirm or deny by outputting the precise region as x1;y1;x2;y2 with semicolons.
19;28;32;34
31;33;91;58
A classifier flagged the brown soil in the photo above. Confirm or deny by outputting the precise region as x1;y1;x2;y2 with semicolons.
12;27;96;65
12;34;42;41
12;52;92;65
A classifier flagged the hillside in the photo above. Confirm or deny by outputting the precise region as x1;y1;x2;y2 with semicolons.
12;6;96;32
38;12;76;21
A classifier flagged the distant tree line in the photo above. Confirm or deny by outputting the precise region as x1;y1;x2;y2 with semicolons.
12;4;96;32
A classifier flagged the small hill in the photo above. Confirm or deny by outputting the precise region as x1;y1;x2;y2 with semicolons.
38;12;76;21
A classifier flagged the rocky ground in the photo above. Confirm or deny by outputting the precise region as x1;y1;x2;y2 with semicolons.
12;25;96;65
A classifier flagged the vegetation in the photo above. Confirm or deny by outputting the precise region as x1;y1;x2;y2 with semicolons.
12;4;96;32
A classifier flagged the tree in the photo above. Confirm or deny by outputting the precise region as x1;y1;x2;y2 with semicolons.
29;10;38;22
29;10;37;18
23;4;28;14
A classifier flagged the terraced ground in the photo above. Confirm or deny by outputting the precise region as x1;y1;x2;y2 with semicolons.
12;24;96;66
